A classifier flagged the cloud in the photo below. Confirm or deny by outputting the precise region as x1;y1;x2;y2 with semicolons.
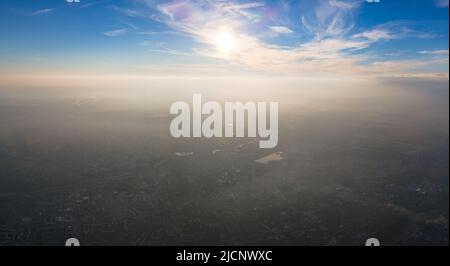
301;0;361;40
355;20;439;42
434;0;449;8
139;0;447;78
385;52;402;57
269;26;294;34
103;29;128;37
33;8;54;15
137;30;180;35
147;48;199;57
110;6;143;18
151;0;371;74
419;50;449;55
219;2;265;21
156;0;263;31
353;29;393;42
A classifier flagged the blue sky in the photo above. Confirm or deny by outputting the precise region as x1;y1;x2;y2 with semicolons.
0;0;448;78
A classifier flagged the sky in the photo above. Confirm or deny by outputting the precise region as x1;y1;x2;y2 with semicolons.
0;0;448;79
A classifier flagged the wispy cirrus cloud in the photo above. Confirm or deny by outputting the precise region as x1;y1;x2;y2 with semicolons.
419;49;449;55
103;28;128;37
110;5;144;18
33;8;55;15
131;0;447;78
301;0;360;40
269;26;294;34
137;30;180;35
353;20;439;46
151;0;369;75
353;29;394;43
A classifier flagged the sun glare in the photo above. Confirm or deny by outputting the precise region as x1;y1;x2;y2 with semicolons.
215;29;237;53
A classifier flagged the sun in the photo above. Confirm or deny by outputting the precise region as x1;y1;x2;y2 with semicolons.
214;29;237;53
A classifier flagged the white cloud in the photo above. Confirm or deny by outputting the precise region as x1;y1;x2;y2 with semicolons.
111;6;143;17
353;21;439;45
301;0;360;40
33;8;54;15
137;31;180;35
147;0;447;78
353;29;393;42
269;26;294;34
220;2;265;21
103;29;128;37
419;49;449;55
385;52;401;57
